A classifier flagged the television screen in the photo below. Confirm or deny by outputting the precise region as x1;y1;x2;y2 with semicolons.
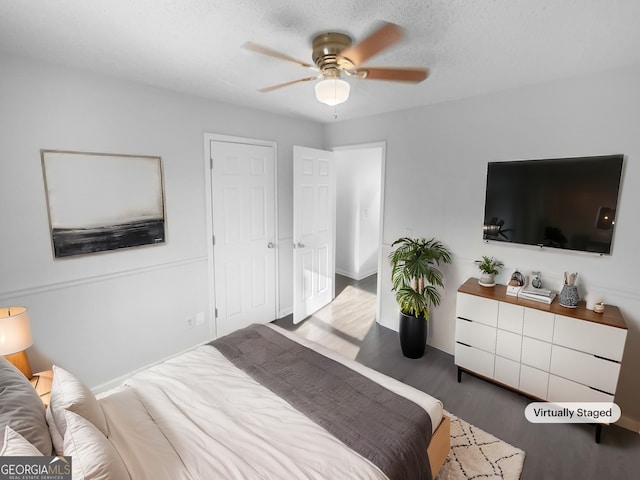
483;154;624;255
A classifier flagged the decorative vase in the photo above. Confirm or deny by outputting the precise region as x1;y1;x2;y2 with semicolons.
479;273;495;287
510;269;525;286
399;312;427;359
531;272;543;289
559;285;580;308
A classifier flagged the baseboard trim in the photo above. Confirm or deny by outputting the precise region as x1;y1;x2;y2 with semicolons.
335;268;378;281
92;340;210;394
617;414;640;434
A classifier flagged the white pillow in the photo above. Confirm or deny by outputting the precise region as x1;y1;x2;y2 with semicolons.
50;365;109;438
46;405;64;455
1;425;43;456
63;410;130;480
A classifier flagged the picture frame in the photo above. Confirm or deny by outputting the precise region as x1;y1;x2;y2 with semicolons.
41;150;166;258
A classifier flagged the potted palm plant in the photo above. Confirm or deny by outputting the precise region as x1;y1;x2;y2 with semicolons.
389;237;453;358
475;256;504;286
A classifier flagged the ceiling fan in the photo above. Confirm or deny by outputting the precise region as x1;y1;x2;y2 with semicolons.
243;21;429;106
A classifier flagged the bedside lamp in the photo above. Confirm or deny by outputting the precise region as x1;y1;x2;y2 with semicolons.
0;306;33;378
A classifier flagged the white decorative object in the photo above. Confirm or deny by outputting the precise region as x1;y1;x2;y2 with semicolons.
585;291;604;311
518;285;556;304
478;273;495;287
506;285;522;297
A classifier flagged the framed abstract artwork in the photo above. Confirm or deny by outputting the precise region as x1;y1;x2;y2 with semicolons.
41;150;166;258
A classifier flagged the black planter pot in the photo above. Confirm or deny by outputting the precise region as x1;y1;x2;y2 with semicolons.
399;312;427;359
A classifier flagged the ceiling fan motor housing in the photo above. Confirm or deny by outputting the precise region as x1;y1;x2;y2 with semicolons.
247;21;427;93
312;32;353;77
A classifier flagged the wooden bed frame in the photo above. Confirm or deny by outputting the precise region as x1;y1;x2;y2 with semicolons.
428;413;451;478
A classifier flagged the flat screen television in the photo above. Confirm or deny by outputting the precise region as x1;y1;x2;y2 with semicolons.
483;154;624;255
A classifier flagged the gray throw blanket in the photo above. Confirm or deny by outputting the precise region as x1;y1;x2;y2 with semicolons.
210;324;433;480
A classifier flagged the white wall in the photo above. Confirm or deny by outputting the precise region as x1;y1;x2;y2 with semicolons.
3;49;639;429
335;147;382;280
324;65;640;429
0;52;323;388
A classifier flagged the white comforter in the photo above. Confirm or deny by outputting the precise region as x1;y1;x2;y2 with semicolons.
99;325;443;480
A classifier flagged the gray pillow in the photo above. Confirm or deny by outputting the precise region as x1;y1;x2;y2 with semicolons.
0;357;53;455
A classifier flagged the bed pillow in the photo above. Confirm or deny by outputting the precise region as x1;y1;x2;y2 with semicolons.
46;404;64;455
0;357;53;455
50;365;109;438
63;410;130;480
1;426;44;456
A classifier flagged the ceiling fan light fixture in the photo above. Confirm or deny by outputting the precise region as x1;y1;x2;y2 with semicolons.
314;78;350;106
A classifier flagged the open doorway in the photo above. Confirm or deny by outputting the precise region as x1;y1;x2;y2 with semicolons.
334;144;384;282
332;143;384;356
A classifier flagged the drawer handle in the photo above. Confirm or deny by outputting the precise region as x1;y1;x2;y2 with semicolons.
458;317;472;322
588;385;614;396
593;354;618;364
456;341;472;348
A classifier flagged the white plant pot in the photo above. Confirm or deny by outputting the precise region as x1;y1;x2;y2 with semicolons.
479;273;495;287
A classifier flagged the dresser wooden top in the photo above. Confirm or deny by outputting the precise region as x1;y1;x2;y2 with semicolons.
458;277;627;330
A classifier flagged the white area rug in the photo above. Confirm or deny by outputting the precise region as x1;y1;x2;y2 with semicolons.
436;411;525;480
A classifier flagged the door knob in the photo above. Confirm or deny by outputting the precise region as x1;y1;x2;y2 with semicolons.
267;242;275;249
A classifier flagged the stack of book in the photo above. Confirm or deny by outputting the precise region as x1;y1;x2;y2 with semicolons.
518;285;556;304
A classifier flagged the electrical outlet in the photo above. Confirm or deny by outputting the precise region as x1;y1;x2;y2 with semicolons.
185;316;194;329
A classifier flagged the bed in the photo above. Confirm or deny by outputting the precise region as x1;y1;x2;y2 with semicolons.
1;323;450;480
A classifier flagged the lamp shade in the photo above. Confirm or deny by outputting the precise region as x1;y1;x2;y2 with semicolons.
314;78;350;106
0;306;33;355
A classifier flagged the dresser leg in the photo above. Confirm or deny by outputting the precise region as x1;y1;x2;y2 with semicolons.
595;424;602;444
457;367;462;383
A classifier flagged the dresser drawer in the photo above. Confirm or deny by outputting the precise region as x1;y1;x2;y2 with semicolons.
497;302;524;333
553;315;626;361
550;345;621;395
455;342;495;379
519;364;549;399
496;329;522;362
548;374;615;403
456;293;498;327
521;337;552;372
456;318;496;353
523;309;555;342
494;356;520;389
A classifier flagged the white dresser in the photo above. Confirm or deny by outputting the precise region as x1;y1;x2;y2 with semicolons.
455;277;628;442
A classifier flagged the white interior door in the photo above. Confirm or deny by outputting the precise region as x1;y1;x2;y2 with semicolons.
293;146;336;324
211;140;276;337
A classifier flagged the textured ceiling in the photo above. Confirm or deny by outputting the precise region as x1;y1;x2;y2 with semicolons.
1;0;640;123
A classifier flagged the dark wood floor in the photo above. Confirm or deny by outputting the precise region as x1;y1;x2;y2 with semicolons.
275;274;640;480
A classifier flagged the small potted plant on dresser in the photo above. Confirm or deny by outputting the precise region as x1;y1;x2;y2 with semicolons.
475;256;503;287
389;237;453;358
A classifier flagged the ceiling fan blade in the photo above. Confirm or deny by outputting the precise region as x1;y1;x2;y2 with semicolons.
258;76;318;93
354;67;429;83
339;22;405;67
243;42;314;69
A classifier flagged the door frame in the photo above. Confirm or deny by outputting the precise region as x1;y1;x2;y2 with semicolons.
203;133;279;339
331;141;386;325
